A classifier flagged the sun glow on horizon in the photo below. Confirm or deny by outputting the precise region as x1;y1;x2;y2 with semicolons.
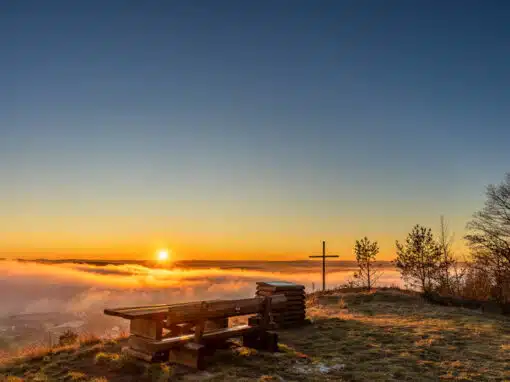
156;249;170;262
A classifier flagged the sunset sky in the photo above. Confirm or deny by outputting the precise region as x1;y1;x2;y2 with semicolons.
1;1;509;260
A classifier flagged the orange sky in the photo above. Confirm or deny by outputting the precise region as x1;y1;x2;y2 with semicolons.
1;215;470;261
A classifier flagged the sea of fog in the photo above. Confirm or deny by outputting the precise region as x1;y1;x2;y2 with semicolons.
0;260;402;352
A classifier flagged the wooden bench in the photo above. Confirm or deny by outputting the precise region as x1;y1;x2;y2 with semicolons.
104;294;286;369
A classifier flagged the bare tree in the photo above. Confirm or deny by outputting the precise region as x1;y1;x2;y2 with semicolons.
465;173;510;302
436;216;459;294
395;225;443;292
353;237;381;290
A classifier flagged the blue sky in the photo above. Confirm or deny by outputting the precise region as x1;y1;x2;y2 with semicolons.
1;1;509;259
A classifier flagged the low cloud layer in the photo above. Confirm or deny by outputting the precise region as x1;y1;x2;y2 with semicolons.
0;260;402;316
0;260;402;349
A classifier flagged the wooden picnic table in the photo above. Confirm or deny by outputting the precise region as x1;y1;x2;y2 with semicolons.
104;294;286;369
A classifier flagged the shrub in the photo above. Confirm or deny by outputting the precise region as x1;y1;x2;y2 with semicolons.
59;330;79;346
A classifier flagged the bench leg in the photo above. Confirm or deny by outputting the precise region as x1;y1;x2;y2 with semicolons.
248;315;262;327
130;318;163;340
242;330;279;352
242;331;260;349
169;343;207;370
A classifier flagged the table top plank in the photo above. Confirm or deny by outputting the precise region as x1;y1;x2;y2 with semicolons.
104;299;230;319
104;295;286;321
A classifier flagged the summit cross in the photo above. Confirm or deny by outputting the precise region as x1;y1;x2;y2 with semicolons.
309;241;339;291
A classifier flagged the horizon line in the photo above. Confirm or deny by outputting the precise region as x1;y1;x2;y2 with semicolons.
4;258;371;263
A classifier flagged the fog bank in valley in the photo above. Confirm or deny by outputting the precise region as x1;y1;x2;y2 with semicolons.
0;260;402;351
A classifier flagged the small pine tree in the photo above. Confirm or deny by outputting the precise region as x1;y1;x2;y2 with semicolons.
395;225;443;292
353;237;381;290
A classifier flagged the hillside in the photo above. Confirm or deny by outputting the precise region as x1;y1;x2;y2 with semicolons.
1;289;509;381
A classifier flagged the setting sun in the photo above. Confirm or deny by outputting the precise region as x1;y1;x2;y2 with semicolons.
156;249;169;261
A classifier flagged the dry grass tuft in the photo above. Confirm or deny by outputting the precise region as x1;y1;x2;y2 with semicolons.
144;363;173;382
94;352;120;367
77;333;102;346
3;376;24;382
65;371;87;381
0;332;103;368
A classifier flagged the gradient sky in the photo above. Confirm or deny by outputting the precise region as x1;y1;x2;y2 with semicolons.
1;1;509;260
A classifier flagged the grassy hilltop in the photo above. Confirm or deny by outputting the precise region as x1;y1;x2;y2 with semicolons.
1;289;509;381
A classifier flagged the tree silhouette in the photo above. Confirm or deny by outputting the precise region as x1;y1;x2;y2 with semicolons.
465;173;510;302
353;237;380;290
395;225;443;292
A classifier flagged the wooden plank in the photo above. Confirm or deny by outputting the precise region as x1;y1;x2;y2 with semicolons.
128;325;258;353
256;290;304;297
281;306;306;310
166;295;286;324
256;291;306;299
256;282;305;291
261;298;305;305
205;318;228;330
105;305;174;320
257;291;304;296
194;320;205;342
106;295;286;322
277;301;306;307
104;299;224;320
108;303;169;312
247;315;262;327
166;322;195;336
257;289;305;295
256;290;305;297
130;318;163;340
281;297;306;302
261;295;271;330
257;287;305;293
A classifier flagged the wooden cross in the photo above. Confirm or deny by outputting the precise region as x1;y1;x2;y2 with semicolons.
309;241;339;291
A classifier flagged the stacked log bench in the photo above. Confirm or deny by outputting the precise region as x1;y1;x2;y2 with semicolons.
253;281;307;328
104;294;286;370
